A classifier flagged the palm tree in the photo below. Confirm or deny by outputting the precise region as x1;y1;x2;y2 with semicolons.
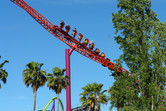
0;56;9;88
80;82;108;111
23;61;47;111
47;67;69;111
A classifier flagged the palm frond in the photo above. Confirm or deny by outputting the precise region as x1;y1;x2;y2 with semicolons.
80;82;107;111
23;61;47;91
39;63;44;69
47;67;68;95
0;60;9;68
80;96;86;102
100;90;107;95
53;67;61;75
26;61;36;69
0;69;8;83
61;68;66;75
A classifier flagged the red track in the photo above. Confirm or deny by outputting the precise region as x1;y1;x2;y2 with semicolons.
10;0;131;76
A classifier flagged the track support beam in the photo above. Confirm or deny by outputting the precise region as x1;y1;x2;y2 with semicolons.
66;48;73;111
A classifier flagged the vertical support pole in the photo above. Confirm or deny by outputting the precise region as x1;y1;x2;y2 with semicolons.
53;99;55;111
51;99;55;111
66;49;71;111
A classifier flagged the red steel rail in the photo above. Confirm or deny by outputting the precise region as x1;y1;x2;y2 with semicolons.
10;0;131;76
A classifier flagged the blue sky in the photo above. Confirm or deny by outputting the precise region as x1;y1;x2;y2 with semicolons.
1;0;166;111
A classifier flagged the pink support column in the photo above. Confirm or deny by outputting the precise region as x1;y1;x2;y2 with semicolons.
65;48;74;111
66;49;71;111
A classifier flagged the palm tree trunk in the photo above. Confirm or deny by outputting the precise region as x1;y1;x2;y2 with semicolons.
33;90;37;111
57;93;59;111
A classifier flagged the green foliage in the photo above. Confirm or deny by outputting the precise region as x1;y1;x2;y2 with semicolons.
80;82;108;111
109;0;166;110
23;61;47;92
47;67;69;111
46;67;69;94
108;72;140;110
0;56;9;88
23;61;47;111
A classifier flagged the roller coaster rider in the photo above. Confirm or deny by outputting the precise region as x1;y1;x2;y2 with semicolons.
78;33;83;41
65;24;71;33
60;20;65;29
94;48;100;55
89;41;95;50
101;52;106;67
101;52;105;58
72;28;77;37
83;38;89;46
106;58;110;61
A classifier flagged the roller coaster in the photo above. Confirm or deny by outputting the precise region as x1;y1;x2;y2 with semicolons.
43;97;64;111
10;0;132;110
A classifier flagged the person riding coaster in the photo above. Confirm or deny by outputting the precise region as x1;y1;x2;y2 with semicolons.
65;24;71;33
101;52;105;58
94;48;100;55
72;28;77;37
106;58;110;61
78;33;83;41
89;41;95;50
83;38;89;46
60;20;65;29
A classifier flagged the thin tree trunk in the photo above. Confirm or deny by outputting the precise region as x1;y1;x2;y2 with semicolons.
117;107;119;111
33;90;37;111
151;96;153;111
117;100;119;111
57;93;59;111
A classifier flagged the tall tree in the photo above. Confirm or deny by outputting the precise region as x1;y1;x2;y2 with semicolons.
108;71;140;111
109;0;166;110
0;56;9;88
149;22;166;110
23;61;46;111
80;82;108;111
47;67;69;111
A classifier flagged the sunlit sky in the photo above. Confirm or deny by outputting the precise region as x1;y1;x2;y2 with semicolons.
1;0;166;111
